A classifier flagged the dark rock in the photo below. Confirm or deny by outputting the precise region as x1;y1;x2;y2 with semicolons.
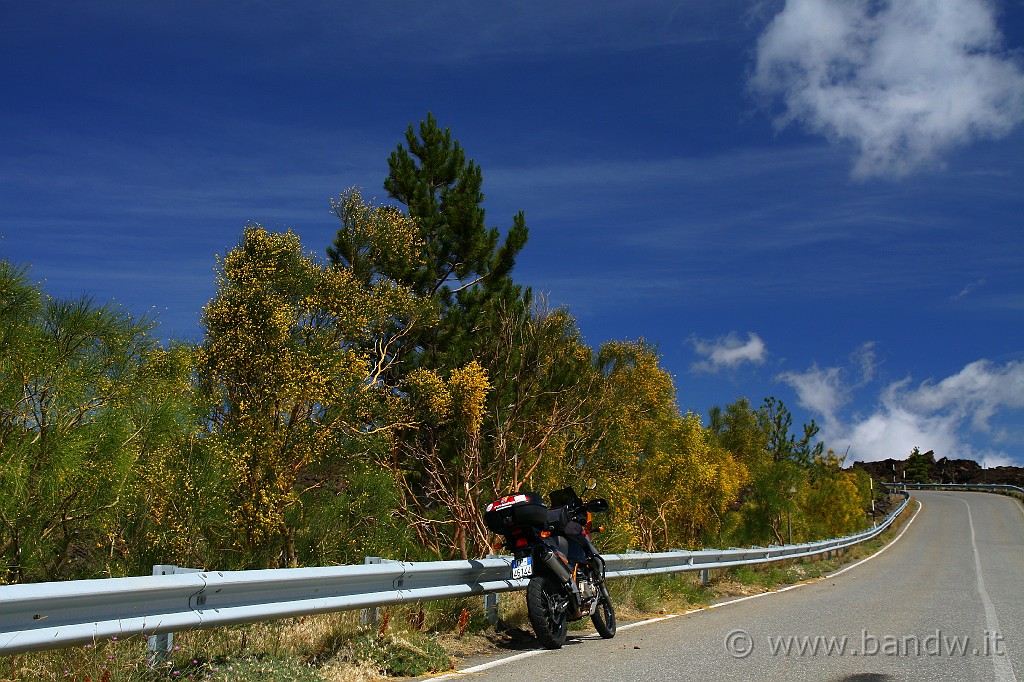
850;457;1024;486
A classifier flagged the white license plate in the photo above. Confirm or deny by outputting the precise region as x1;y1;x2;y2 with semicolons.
511;557;533;579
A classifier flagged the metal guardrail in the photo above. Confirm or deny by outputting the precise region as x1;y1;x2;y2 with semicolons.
885;482;1024;495
0;492;910;657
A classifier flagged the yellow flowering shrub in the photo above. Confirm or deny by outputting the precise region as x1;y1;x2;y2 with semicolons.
197;212;427;567
447;361;489;436
589;340;747;552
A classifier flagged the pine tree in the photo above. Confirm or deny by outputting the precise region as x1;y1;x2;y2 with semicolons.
330;112;529;372
382;112;528;303
328;115;538;558
905;447;934;484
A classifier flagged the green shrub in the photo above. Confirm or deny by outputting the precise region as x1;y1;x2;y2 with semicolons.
346;630;452;677
152;654;324;682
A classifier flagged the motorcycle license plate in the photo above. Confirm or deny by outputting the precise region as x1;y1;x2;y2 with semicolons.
511;557;533;579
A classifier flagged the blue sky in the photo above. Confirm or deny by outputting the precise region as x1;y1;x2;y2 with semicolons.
2;1;1023;466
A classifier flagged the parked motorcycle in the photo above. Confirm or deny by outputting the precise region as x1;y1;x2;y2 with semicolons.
484;485;616;649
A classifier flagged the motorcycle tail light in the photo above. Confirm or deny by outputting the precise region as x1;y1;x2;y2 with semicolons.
514;536;529;548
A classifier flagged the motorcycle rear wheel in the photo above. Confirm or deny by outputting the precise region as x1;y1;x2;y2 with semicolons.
527;576;568;649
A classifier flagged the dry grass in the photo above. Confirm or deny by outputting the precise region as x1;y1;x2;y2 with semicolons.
1;609;439;681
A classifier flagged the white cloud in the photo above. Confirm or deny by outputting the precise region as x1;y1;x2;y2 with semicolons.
952;278;987;300
900;359;1024;431
750;0;1024;178
777;363;847;423
691;332;767;373
844;378;963;460
852;341;878;384
777;342;877;422
785;353;1024;465
976;452;1018;469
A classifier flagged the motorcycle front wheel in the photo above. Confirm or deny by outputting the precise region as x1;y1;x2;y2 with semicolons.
526;576;568;649
591;588;616;639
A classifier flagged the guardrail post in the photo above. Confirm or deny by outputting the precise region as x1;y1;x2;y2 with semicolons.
146;564;201;667
484;593;500;625
361;557;384;626
699;568;710;586
483;555;501;625
146;565;177;666
359;557;403;626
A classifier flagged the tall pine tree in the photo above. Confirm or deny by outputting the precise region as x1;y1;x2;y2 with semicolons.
329;115;535;558
331;112;529;372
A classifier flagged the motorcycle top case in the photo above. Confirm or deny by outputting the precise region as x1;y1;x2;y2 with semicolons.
484;491;548;534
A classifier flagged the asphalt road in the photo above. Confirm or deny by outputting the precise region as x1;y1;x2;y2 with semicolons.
439;491;1024;682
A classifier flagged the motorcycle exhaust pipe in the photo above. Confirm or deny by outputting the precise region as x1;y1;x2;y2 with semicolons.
535;546;573;583
534;546;583;616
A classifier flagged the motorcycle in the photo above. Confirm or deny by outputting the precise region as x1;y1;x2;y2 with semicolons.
484;485;616;649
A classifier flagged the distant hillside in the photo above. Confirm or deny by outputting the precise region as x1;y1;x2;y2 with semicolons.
852;457;1024;486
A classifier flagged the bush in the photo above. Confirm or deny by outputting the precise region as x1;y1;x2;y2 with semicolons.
153;654;324;682
345;630;452;677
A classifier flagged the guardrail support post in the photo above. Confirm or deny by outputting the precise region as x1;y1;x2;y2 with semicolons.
146;564;201;667
699;568;710;586
146;566;177;666
361;557;384;626
358;557;403;626
483;555;501;625
484;592;500;625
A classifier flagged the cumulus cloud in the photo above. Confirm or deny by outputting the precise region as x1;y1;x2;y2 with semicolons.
843;364;1024;467
781;352;1024;466
691;332;767;373
900;359;1024;431
845;378;965;460
777;343;877;422
778;363;847;423
750;0;1024;178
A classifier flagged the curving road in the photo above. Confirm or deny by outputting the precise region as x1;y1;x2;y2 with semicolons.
441;491;1024;682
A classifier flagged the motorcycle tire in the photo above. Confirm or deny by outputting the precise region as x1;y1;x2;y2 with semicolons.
527;576;569;649
591;589;616;639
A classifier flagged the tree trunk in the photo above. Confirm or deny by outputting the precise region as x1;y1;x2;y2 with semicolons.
283;524;298;568
456;523;468;561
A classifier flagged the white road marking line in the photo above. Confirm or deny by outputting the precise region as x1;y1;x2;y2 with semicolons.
616;613;680;630
430;649;548;680
961;498;1018;682
706;582;809;609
